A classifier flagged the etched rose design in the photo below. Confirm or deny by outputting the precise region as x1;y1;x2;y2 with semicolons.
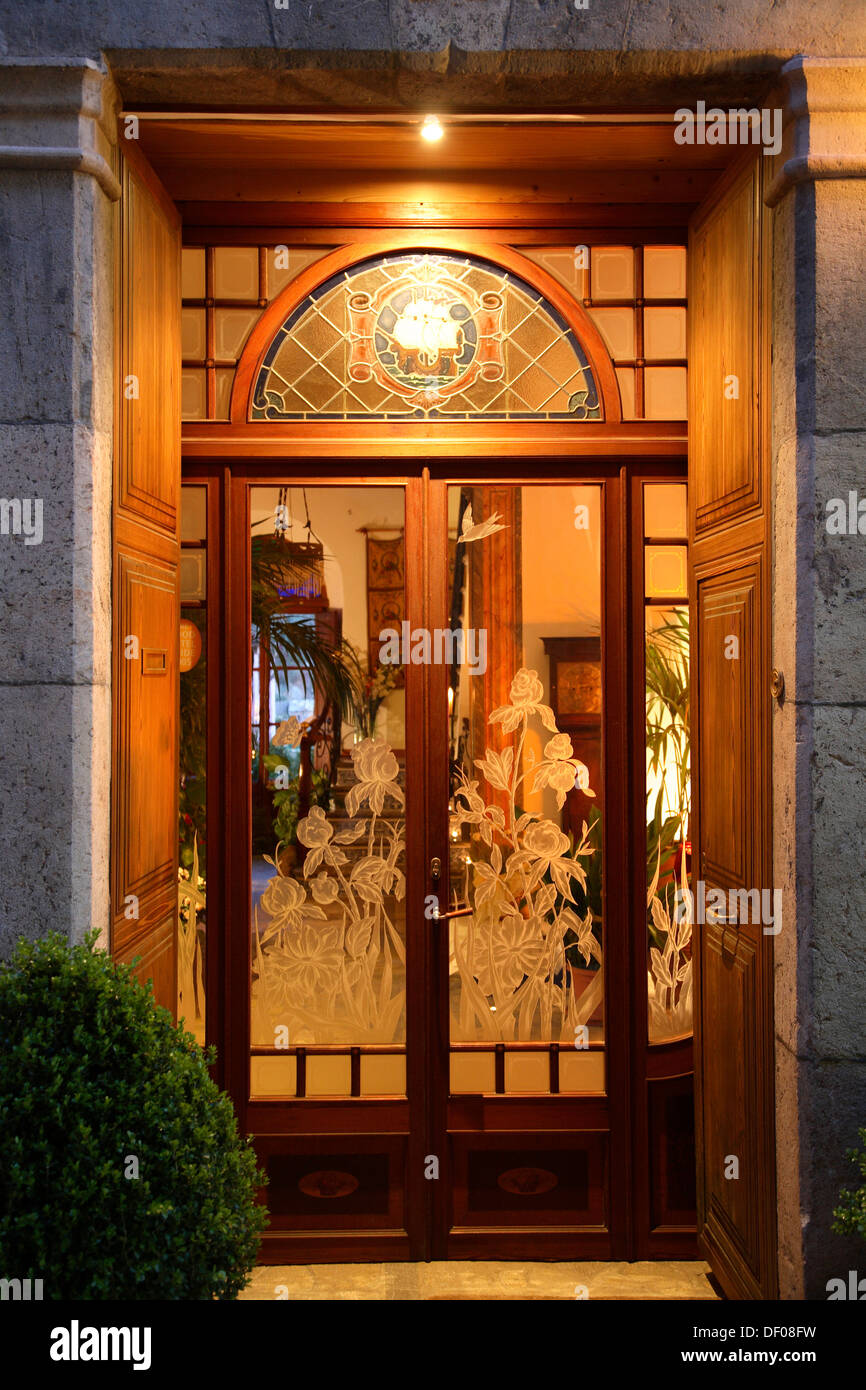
523;818;586;901
510;669;545;707
531;732;595;808
260;875;311;928
310;874;339;906
352;738;399;785
489;667;557;733
522;819;571;867
296;804;333;851
347;737;404;815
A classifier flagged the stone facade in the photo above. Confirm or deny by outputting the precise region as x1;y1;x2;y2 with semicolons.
1;1;865;1300
769;58;866;1298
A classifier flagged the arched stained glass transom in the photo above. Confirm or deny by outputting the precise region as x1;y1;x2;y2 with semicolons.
252;252;604;421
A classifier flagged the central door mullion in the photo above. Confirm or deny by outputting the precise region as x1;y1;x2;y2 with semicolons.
404;468;435;1260
421;471;453;1260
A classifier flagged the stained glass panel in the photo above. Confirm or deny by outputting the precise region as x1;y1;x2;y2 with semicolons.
252;253;603;422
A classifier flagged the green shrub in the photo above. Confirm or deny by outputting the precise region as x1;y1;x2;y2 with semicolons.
832;1127;866;1242
0;931;266;1299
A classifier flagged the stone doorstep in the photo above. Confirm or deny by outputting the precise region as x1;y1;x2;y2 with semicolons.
240;1260;719;1302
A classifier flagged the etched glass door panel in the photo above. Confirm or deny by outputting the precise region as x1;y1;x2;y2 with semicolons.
249;486;408;1099
643;482;692;1042
446;484;605;1096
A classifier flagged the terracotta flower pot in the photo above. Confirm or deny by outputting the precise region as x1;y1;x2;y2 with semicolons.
568;963;604;1026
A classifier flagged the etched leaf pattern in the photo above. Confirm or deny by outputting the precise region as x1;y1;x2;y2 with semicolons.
647;844;693;1040
251;737;406;1044
450;668;599;1042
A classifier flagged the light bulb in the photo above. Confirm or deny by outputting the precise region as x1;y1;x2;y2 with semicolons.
421;114;444;143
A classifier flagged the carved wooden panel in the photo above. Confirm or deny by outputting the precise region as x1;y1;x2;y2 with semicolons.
450;1132;607;1232
689;161;762;534
700;921;764;1297
117;155;181;532
113;911;176;1007
113;553;178;909
648;1074;697;1230
697;570;757;889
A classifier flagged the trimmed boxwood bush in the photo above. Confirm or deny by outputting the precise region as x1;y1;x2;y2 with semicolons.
0;931;266;1299
833;1127;866;1243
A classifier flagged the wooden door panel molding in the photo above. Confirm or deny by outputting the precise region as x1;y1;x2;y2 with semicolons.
117;150;181;532
701;925;761;1277
112;143;181;1012
697;570;758;889
112;553;178;907
689;158;763;536
113;911;175;1000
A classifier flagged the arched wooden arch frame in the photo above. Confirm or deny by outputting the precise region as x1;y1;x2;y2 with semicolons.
231;237;623;427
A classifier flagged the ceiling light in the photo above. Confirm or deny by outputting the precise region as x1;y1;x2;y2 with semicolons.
420;114;444;143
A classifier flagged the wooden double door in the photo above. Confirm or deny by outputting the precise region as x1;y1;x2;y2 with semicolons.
116;139;777;1288
195;458;695;1263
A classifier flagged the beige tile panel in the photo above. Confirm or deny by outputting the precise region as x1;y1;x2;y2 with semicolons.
306;1054;352;1096
644;306;687;360
181;246;206;299
644;366;688;421
213;246;259;300
360;1053;407;1096
590;246;634;300
644;482;688;538
588;306;635;360
615;366;636;420
181;307;206;360
643;245;687;299
181;368;206;420
250;1055;297;1097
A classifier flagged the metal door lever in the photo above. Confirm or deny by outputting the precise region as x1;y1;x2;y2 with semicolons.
431;904;474;923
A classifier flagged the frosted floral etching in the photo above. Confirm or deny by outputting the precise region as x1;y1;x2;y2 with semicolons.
450;668;600;1042
645;609;692;1040
252;738;406;1044
647;850;693;1040
177;835;206;1045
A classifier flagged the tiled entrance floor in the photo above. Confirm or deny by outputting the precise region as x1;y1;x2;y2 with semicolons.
240;1260;719;1301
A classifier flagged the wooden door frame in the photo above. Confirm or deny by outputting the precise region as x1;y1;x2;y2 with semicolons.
628;466;696;1259
184;450;692;1261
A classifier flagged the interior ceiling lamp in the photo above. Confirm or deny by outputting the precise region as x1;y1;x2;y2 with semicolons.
252;486;328;609
420;114;444;143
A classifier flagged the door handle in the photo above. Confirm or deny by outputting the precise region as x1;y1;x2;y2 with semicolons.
706;909;739;925
431;904;474;923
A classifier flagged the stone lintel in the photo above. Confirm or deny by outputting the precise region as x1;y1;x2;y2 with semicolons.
0;58;120;200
